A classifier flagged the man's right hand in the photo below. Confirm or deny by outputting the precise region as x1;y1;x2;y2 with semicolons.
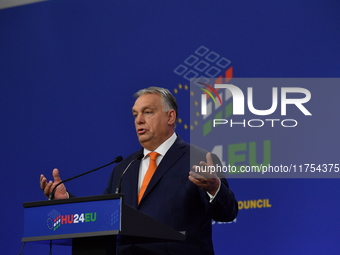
40;169;68;199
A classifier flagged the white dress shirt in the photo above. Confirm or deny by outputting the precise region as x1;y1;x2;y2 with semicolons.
138;132;177;192
137;132;220;202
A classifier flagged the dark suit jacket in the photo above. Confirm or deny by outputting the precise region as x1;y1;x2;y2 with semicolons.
104;136;238;255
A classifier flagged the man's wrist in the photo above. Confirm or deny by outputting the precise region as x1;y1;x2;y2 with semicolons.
207;179;221;203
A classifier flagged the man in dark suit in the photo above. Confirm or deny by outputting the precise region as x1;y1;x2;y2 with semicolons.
40;87;238;255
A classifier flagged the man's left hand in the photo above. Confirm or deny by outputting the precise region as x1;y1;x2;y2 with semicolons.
189;152;220;196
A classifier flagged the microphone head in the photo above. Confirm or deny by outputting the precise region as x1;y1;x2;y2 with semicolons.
137;153;144;160
114;156;123;163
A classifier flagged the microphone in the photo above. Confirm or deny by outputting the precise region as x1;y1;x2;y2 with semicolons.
115;153;144;194
48;156;123;200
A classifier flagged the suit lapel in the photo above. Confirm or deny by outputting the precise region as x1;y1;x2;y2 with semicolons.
138;136;187;205
123;150;143;208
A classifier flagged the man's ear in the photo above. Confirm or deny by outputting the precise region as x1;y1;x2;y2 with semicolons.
167;109;176;125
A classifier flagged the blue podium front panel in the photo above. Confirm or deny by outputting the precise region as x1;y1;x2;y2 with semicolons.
23;197;121;242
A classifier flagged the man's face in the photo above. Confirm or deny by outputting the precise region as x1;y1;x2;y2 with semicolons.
132;94;175;151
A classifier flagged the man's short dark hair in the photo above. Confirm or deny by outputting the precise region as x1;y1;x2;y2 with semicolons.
133;87;178;120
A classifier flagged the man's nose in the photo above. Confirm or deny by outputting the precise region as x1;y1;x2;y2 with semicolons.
135;113;145;124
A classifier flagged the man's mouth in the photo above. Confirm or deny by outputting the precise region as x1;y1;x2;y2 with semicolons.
137;128;147;134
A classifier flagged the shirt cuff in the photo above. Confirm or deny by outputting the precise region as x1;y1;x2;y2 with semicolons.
206;179;221;203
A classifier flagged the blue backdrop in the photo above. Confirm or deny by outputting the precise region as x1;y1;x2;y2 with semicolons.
1;1;339;254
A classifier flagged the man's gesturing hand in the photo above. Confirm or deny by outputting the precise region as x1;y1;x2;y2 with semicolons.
40;169;68;199
189;152;220;196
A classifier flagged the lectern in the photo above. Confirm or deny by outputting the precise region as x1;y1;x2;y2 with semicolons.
22;194;185;254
